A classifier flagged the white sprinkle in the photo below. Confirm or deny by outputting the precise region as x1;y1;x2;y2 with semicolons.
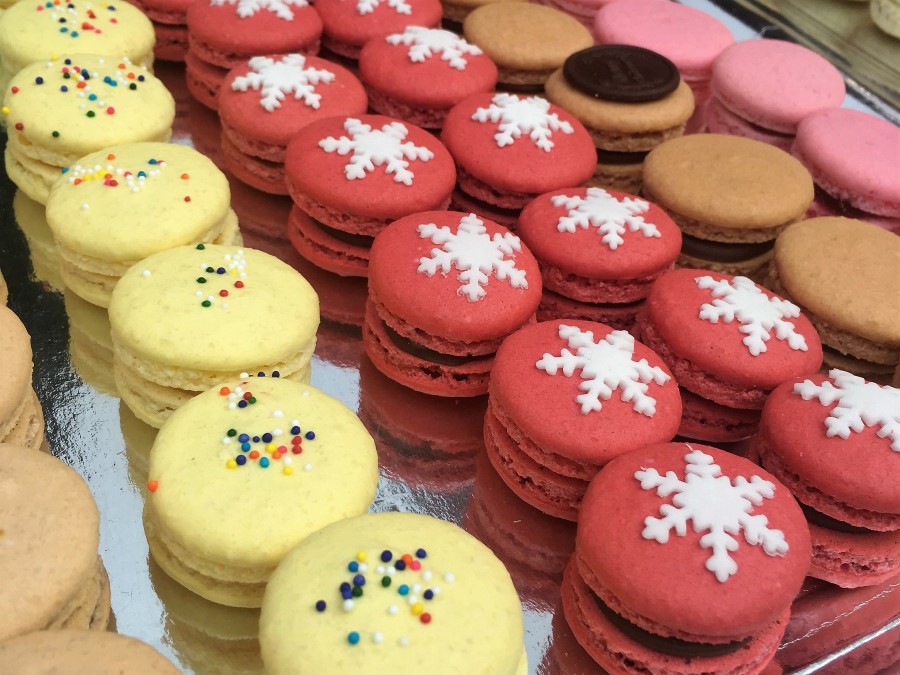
281;456;292;466
431;586;441;596
239;372;249;379
222;303;229;309
342;599;354;612
235;387;244;394
398;637;409;647
358;563;368;573
407;595;418;605
386;566;396;576
372;632;383;645
272;409;284;418
195;290;204;298
376;565;385;575
302;391;310;398
222;437;231;445
412;584;421;593
291;419;300;427
141;269;151;277
80;203;89;210
272;427;283;436
387;605;398;615
228;403;236;410
444;572;455;583
422;571;432;581
304;463;313;472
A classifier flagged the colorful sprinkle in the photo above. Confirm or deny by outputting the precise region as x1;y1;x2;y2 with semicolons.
147;480;159;492
347;632;360;645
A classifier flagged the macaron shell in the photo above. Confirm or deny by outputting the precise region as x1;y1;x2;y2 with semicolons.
315;0;442;50
807;523;900;588
0;306;33;426
578;442;811;639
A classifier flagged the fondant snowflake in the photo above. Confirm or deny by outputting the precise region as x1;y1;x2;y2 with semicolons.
794;369;900;452
472;93;573;152
385;27;483;70
318;118;434;185
551;188;659;250
210;0;308;20
536;325;670;415
417;213;527;302
635;447;789;582
357;0;411;15
695;275;808;356
231;55;335;112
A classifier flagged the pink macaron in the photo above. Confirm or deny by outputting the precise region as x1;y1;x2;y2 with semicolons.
130;0;192;61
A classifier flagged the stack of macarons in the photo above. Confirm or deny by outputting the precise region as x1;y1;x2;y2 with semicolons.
128;0;192;62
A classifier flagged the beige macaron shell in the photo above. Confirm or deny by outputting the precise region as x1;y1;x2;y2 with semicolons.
0;630;180;674
109;245;319;372
0;305;33;427
774;217;900;347
47;142;231;264
260;511;524;674
643;134;814;230
0;444;100;640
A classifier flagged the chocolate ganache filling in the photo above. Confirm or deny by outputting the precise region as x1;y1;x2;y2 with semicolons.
383;322;493;367
312;218;375;248
564;45;680;103
680;232;774;263
596;148;650;165
799;503;876;535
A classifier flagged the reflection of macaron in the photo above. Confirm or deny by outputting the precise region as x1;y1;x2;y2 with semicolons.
753;370;900;588
0;305;44;449
643;134;814;276
13;189;65;290
0;268;6;304
64;289;117;396
260;511;527;674
517;187;681;329
486;319;681;520
228;174;293;241
366;211;541;397
544;599;608;675
0;443;111;639
564;442;810;675
120;398;158;495
219;54;367;195
146;376;379;607
769;217;900;383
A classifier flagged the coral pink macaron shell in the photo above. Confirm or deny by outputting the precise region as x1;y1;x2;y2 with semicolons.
517;188;682;280
579;442;811;638
370;211;542;342
442;93;598;196
315;0;442;48
711;40;845;134
219;57;367;148
187;2;323;54
645;269;823;389
490;320;681;463
284;115;457;219
760;375;900;515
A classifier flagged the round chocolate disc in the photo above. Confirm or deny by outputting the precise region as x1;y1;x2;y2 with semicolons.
563;45;680;103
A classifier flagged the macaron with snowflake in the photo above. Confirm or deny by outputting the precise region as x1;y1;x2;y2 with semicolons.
366;210;542;397
753;370;900;588
145;375;378;607
485;319;682;520
441;91;596;227
517;187;681;330
315;0;441;59
219;53;367;195
635;269;823;442
260;511;527;674
284;114;456;277
358;26;497;129
563;441;810;674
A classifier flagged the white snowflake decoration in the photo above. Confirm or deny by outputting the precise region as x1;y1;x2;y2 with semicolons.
210;0;308;20
551;188;660;251
385;27;483;70
536;325;670;415
231;55;334;112
794;369;900;452
417;213;527;302
636;447;789;583
318;118;434;186
695;275;808;356
356;0;410;15
472;93;573;152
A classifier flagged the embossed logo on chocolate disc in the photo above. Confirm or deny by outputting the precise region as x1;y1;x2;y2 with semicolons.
563;45;680;103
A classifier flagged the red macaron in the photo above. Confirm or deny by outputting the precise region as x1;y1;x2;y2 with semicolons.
564;441;811;675
130;0;192;61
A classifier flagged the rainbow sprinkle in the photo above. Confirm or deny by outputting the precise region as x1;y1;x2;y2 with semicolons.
36;0;122;39
193;245;246;309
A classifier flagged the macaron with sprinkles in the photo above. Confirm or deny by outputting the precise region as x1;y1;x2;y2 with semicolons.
260;511;527;674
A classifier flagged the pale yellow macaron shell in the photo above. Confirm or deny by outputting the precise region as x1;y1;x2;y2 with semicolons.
47;142;231;262
148;377;378;570
109;244;319;371
4;55;174;159
260;511;525;675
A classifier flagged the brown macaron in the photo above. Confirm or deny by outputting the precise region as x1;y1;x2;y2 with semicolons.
0;444;111;640
643;134;814;276
0;305;44;450
769;216;900;383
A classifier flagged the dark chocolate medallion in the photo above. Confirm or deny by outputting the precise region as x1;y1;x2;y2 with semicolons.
564;45;680;103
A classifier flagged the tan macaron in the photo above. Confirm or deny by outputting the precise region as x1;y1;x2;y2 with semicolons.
0;305;44;449
441;0;527;32
0;267;6;305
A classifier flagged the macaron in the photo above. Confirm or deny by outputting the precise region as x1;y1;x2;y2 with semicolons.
441;92;596;224
516;187;682;330
46;142;241;307
129;0;192;62
635;269;823;441
145;375;378;607
485;319;681;520
12;189;65;290
872;0;900;38
769;217;900;383
544;45;695;194
314;0;442;60
358;27;498;129
109;244;320;428
64;289;117;396
3;55;176;205
366;210;541;396
708;39;845;151
259;511;527;674
563;441;811;674
185;0;323;109
0;443;111;639
753;370;900;588
284;114;456;277
0;305;44;449
462;3;593;92
642;134;814;276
